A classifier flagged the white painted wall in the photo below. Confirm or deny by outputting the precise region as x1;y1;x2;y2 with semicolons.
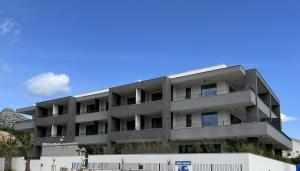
0;153;295;171
249;154;295;171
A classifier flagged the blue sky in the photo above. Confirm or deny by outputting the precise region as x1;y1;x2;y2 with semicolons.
0;1;299;139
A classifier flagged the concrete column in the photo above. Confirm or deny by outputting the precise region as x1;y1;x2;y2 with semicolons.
51;125;57;137
135;114;141;130
53;104;58;116
217;81;229;95
136;88;141;104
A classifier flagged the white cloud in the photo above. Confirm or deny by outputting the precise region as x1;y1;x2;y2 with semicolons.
0;63;11;73
26;72;71;96
281;113;297;122
0;18;21;43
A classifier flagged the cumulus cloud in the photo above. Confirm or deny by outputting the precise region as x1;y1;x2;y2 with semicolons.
0;63;11;73
281;113;297;122
0;18;21;43
26;72;71;96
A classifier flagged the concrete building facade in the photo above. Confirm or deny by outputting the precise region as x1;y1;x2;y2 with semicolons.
15;65;292;158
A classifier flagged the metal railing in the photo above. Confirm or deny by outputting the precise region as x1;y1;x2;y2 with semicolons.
172;88;245;101
72;162;243;171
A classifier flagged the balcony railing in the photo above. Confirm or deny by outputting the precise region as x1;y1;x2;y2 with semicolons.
171;121;292;149
172;88;244;101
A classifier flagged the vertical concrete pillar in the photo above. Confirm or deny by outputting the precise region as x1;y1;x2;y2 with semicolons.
51;125;57;137
136;88;141;104
53;104;58;116
135;114;141;130
217;81;229;95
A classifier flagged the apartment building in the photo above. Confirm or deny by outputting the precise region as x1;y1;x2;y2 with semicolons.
15;65;292;158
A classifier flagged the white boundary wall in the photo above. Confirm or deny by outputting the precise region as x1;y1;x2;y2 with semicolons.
0;153;295;171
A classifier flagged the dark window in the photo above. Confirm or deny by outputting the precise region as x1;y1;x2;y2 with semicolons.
127;120;135;130
87;104;95;113
57;125;63;136
171;113;174;129
171;86;174;101
141;116;145;129
40;108;48;117
58;105;64;115
231;115;241;124
40;127;47;137
229;86;236;92
141;90;146;103
127;97;136;105
116;119;120;131
116;94;121;106
152;118;162;128
95;99;99;112
186;88;191;99
201;83;217;97
202;112;218;127
75;124;79;136
186;114;192;127
105;102;109;111
86;122;98;136
152;92;162;101
76;102;80;115
104;123;108;134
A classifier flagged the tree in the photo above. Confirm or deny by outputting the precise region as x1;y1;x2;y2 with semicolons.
0;135;18;171
15;132;33;171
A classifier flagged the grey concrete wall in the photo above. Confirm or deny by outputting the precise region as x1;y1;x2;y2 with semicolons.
171;90;256;112
74;134;108;145
41;143;79;156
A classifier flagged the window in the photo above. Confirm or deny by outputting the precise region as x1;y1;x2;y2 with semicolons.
185;88;191;99
116;119;120;131
201;83;217;97
141;116;145;129
86;122;98;136
104;123;108;134
152;118;162;128
40;127;47;137
152;92;162;101
58;105;64;115
105;102;109;111
202;112;218;127
186;114;192;127
127;97;136;105
231;114;241;124
87;104;95;113
57;125;63;136
75;124;79;136
127;120;135;130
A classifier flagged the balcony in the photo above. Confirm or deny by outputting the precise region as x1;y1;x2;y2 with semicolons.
14;120;34;130
109;100;165;117
109;129;164;143
35;114;72;126
75;134;108;145
75;111;108;123
171;122;292;150
171;90;256;112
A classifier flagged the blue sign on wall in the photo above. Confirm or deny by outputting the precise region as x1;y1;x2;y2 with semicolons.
175;161;192;171
296;164;300;171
